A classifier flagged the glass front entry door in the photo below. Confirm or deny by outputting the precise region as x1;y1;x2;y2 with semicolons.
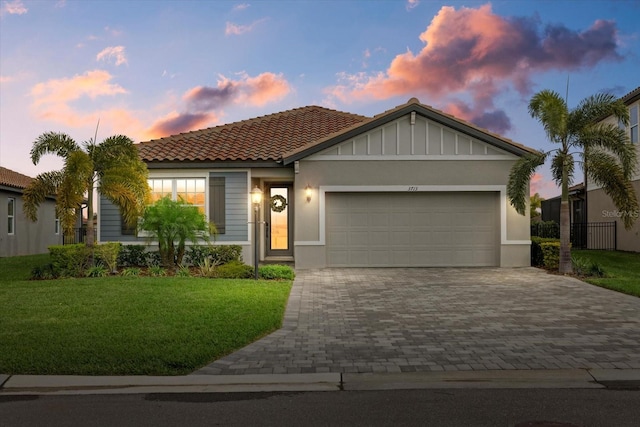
266;184;293;257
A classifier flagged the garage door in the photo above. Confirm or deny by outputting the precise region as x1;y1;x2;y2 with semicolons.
326;192;498;267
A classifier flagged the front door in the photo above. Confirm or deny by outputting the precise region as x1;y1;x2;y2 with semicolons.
266;184;293;257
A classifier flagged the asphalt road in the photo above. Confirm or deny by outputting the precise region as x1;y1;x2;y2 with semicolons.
1;388;639;427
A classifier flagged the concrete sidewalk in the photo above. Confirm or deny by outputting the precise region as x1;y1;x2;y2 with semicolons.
2;369;640;395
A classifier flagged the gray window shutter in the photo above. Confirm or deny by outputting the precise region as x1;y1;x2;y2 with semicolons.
209;177;226;234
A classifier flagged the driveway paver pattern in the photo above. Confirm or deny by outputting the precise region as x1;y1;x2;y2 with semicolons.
194;268;640;375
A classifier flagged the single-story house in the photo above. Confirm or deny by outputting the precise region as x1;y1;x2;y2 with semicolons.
0;166;62;257
99;98;536;268
587;86;640;252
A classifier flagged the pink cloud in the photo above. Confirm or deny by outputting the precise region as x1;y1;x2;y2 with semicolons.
326;4;622;134
406;0;419;11
2;0;27;15
225;18;266;36
31;70;127;109
146;72;291;138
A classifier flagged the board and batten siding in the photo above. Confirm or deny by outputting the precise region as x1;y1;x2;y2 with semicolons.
99;171;248;243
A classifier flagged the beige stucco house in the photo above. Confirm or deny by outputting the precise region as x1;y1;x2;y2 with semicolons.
587;87;640;252
99;98;536;267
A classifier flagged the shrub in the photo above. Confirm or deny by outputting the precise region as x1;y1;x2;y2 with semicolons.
539;241;571;270
216;261;254;279
146;251;162;267
94;242;121;273
187;245;243;266
259;264;295;280
198;258;219;278
30;264;57;280
49;244;92;277
531;237;559;267
117;245;148;267
572;256;607;278
121;267;141;277
149;266;167;277
176;265;191;277
86;265;109;278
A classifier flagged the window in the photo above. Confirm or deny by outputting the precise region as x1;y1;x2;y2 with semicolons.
148;178;206;214
630;105;638;144
55;218;60;235
7;198;15;235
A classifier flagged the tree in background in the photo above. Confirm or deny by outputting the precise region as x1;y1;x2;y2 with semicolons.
23;132;150;246
530;193;544;220
139;196;216;268
508;90;638;274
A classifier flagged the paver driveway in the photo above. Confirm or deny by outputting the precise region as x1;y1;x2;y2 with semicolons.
194;268;640;375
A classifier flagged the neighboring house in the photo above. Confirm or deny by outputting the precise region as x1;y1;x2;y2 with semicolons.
587;87;640;252
99;98;537;268
0;166;62;257
541;183;586;225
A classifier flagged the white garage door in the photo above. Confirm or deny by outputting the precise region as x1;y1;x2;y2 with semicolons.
326;192;498;267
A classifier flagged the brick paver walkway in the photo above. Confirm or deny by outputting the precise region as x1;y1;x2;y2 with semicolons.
193;268;640;375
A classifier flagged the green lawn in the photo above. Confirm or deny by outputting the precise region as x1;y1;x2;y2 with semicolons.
0;254;292;375
572;250;640;297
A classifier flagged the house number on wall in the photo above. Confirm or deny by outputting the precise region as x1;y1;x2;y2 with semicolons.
407;186;418;192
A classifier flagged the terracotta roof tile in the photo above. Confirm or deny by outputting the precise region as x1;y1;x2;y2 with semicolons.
0;166;33;190
138;106;368;163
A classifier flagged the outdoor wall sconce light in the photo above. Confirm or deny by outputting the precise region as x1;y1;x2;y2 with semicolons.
305;184;312;203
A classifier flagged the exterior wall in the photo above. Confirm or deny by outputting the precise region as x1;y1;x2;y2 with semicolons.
587;180;640;252
586;94;640;252
0;189;62;257
293;159;530;268
98;170;252;261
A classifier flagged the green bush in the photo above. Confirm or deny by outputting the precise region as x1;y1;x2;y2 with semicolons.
572;256;607;277
149;266;167;277
259;264;295;280
117;245;148;267
539;241;572;270
94;242;121;273
30;264;57;280
198;258;219;278
120;267;141;277
49;244;92;277
187;245;243;266
215;261;254;279
531;237;559;267
86;265;109;278
176;265;191;277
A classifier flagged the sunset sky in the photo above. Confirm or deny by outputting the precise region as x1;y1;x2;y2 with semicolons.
1;0;639;198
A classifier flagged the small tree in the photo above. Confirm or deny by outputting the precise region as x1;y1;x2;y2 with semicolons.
508;90;638;273
139;196;216;268
530;193;544;220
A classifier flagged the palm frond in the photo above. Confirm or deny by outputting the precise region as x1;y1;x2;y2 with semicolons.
507;151;547;215
528;90;567;144
580;123;637;180
572;94;629;129
22;171;64;221
30;132;80;164
587;148;640;230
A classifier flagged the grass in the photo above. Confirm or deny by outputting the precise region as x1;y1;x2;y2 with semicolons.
572;250;640;297
0;254;292;375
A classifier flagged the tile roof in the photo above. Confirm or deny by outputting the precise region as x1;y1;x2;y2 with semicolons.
138;98;536;164
138;106;368;163
0;166;33;190
621;86;640;105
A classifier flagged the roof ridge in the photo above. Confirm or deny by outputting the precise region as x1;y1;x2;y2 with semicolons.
0;166;34;189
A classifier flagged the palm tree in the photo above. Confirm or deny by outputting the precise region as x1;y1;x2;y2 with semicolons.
23;131;150;247
530;192;544;220
508;90;638;274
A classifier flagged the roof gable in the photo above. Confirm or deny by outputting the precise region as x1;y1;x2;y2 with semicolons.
282;98;537;164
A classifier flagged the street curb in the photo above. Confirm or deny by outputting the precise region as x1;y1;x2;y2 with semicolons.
0;373;341;395
2;369;639;395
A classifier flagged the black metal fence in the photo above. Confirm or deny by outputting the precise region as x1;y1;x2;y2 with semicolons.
63;227;97;245
531;222;616;250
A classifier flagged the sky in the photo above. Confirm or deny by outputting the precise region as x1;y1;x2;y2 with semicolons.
1;0;639;199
